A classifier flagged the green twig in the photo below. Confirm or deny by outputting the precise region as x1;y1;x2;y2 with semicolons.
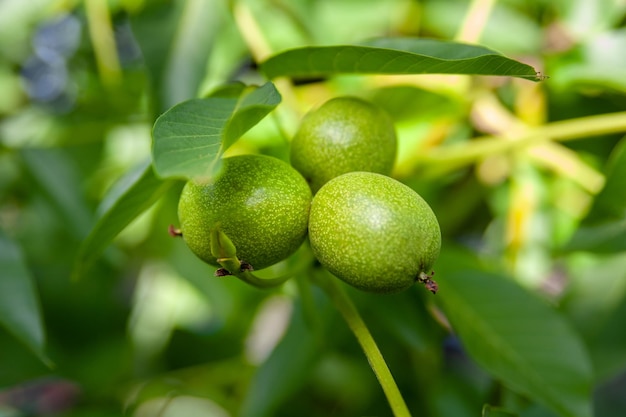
316;272;412;417
215;250;292;289
229;268;293;289
231;1;304;140
211;228;291;289
419;111;626;169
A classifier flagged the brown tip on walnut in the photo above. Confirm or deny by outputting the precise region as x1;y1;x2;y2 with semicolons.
215;268;232;277
168;224;183;237
424;278;439;294
418;270;439;294
240;262;254;272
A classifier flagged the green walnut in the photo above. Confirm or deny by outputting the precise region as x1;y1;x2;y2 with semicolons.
290;96;397;193
178;154;312;270
308;172;441;294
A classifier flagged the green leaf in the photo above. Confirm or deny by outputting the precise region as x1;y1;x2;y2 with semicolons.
129;0;236;111
565;136;626;253
0;229;51;366
260;38;541;81
482;404;519;417
21;149;93;238
151;82;281;180
561;253;626;381
436;250;593;417
222;82;283;149
564;218;626;253
584;136;626;221
73;162;174;280
587;293;626;381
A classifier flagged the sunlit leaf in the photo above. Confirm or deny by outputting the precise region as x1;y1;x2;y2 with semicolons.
152;82;281;180
436;250;593;417
0;229;51;366
73;162;174;280
260;38;541;81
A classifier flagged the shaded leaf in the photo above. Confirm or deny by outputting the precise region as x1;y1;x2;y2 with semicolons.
0;229;51;366
565;136;626;253
158;0;226;106
588;294;626;381
564;218;626;253
260;38;541;81
73;162;174;280
21;149;93;238
436;250;593;417
152;82;281;180
483;404;519;417
583;136;626;221
130;0;232;111
561;253;626;381
355;289;440;353
431;365;491;417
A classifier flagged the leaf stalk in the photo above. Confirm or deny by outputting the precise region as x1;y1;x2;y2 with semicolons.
315;272;412;417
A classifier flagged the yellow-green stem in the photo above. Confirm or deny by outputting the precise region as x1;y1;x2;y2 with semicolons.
455;0;497;43
211;228;290;289
420;111;626;168
231;1;303;139
316;273;412;417
232;269;292;289
85;0;121;86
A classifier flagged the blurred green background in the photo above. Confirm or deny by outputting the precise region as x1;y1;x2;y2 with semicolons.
1;0;626;416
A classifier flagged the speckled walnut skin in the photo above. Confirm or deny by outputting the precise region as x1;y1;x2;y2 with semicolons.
178;154;312;270
309;172;441;294
290;96;397;193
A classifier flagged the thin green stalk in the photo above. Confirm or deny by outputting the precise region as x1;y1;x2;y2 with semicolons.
420;111;626;168
232;1;303;139
85;0;121;86
316;273;412;417
211;228;291;289
230;270;292;289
